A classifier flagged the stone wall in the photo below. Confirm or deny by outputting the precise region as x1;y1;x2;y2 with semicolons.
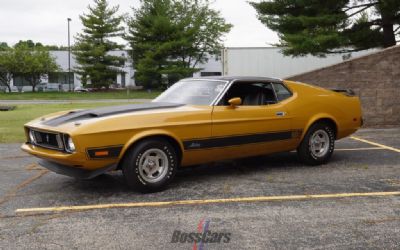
287;45;400;127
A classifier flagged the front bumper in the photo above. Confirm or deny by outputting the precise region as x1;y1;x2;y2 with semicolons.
38;159;117;179
21;143;119;175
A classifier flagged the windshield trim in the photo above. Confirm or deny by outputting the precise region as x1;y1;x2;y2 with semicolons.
210;80;235;106
209;80;232;106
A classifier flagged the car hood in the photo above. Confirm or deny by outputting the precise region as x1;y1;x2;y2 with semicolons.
25;102;212;137
41;102;185;127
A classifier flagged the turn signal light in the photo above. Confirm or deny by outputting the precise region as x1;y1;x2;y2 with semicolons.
95;151;109;157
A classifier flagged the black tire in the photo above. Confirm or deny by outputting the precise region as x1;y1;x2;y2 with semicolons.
122;138;178;193
297;122;335;166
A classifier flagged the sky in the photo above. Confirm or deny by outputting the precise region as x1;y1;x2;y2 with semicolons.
0;0;279;47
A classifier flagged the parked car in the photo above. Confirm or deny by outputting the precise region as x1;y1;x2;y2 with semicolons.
45;83;62;92
22;76;362;192
74;86;90;92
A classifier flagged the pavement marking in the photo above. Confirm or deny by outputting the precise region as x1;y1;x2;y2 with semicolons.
290;147;384;153
350;136;400;153
25;163;45;171
0;170;48;206
363;217;400;225
15;191;400;214
335;147;385;151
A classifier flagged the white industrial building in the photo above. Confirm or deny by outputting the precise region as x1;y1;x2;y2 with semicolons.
2;47;373;92
52;50;135;88
8;50;136;92
221;47;372;78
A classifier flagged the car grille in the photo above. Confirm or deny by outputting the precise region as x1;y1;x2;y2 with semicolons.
31;129;64;150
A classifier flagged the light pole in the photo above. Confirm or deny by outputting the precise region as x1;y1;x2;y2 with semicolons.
67;18;72;92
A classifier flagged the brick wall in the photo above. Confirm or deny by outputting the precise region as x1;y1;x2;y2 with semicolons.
287;45;400;127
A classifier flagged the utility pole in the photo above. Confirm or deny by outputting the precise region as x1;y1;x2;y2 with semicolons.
67;18;72;92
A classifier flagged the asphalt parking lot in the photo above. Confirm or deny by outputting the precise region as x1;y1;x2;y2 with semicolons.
0;128;399;249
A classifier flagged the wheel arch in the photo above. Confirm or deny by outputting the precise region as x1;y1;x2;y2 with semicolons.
302;114;338;140
117;130;184;170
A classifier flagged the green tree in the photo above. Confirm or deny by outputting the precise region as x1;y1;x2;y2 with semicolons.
15;45;60;92
74;0;125;89
0;43;60;93
0;52;13;93
126;0;231;89
14;40;68;51
173;0;232;74
126;0;177;89
0;48;18;92
14;40;44;49
44;45;70;51
0;42;10;51
251;0;400;57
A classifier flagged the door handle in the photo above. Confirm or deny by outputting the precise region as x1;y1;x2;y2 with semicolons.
276;111;286;117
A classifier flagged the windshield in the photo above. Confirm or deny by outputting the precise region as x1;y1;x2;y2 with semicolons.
153;80;227;105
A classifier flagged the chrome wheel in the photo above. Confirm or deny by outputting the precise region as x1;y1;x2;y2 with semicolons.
309;129;330;158
138;148;169;183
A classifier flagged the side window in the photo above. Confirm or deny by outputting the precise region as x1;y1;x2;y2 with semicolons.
273;83;292;102
218;82;277;106
257;83;277;105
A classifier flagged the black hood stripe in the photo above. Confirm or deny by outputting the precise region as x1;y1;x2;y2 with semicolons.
43;102;184;127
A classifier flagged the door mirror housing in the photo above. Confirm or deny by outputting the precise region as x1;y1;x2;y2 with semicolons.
228;97;242;107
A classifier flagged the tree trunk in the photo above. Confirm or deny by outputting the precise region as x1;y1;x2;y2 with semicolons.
382;23;396;47
380;7;397;48
32;80;37;92
7;75;12;93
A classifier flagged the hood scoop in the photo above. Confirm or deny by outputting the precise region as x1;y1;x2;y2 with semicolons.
43;102;184;127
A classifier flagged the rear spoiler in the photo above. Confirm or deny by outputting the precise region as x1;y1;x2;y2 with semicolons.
329;88;356;96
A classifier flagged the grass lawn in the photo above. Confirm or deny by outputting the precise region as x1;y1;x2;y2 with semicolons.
0;90;161;100
0;102;132;143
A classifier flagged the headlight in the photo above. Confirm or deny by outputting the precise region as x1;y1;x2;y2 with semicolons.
29;130;36;144
66;136;76;152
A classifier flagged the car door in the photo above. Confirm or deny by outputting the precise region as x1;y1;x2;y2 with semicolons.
208;81;296;161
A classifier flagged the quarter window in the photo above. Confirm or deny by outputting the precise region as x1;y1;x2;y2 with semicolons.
272;83;292;101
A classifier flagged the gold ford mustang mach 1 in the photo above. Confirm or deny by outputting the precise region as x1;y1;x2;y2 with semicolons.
22;77;362;192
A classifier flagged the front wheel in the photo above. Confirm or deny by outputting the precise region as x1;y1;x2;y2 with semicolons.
297;122;335;165
122;138;178;193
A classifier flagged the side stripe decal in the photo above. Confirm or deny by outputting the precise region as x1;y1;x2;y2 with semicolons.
183;130;301;150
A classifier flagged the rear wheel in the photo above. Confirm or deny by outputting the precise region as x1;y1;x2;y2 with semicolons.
297;122;335;165
122;138;178;193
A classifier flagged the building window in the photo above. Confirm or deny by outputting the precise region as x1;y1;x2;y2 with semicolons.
0;76;7;86
48;72;74;85
200;72;222;77
13;75;31;86
121;72;126;87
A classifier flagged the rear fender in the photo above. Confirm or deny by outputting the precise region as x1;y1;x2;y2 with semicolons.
301;113;339;141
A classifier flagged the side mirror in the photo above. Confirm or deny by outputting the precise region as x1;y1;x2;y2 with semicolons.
228;97;242;107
